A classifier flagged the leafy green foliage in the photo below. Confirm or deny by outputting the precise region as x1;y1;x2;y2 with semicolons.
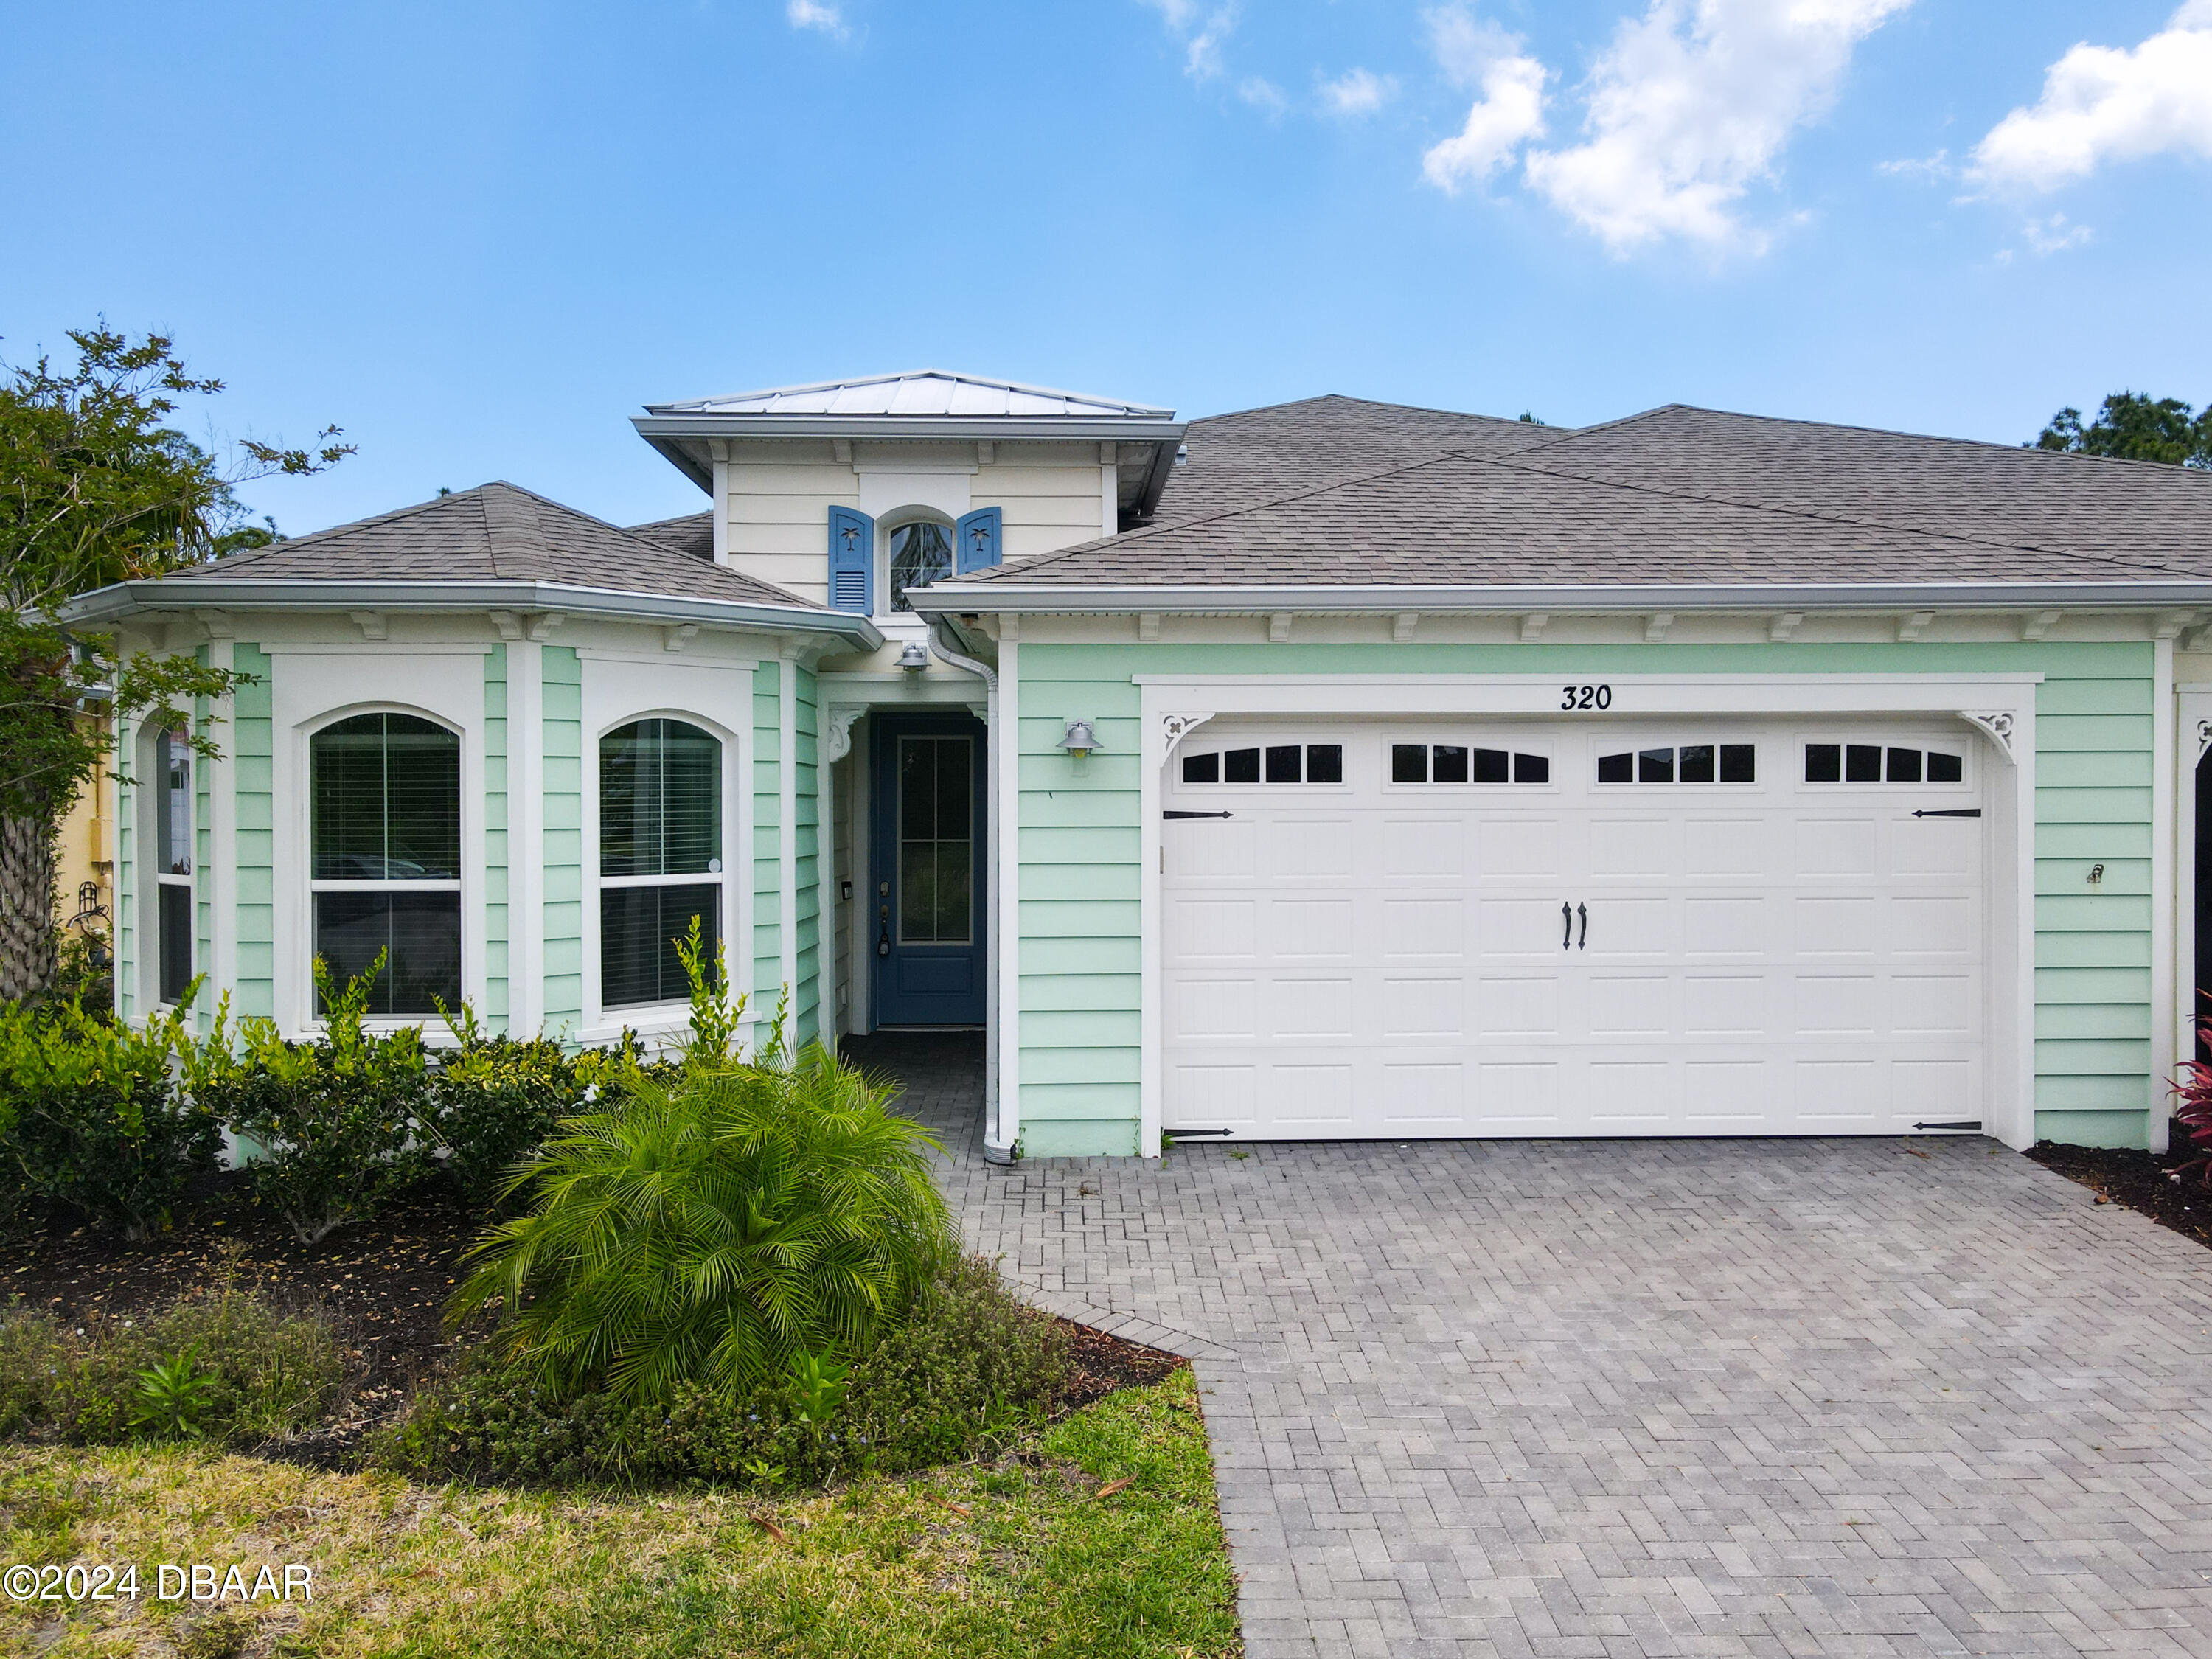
451;1033;957;1403
2036;391;2212;468
424;1001;635;1200
0;325;350;1002
128;1343;215;1440
187;956;432;1243
392;1255;1068;1486
0;1290;348;1448
0;993;218;1236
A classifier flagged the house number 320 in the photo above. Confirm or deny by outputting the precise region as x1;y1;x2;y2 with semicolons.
1560;684;1613;711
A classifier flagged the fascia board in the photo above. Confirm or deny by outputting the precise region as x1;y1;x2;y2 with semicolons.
63;578;885;649
911;580;2212;614
631;414;1189;444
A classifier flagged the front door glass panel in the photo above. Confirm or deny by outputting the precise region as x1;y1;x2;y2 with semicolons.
899;735;973;945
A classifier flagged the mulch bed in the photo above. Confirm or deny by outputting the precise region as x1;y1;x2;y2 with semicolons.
2027;1138;2212;1252
0;1175;1182;1462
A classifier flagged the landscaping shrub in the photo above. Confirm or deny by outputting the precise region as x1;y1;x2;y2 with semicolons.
389;1254;1068;1486
0;1290;349;1447
186;956;431;1243
450;936;955;1402
0;994;216;1237
422;1004;632;1201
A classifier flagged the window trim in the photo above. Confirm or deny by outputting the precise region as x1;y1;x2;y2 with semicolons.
139;721;195;1012
584;705;742;1034
1798;738;1973;789
594;714;731;1014
1590;737;1761;789
880;510;957;619
1172;739;1358;791
1380;736;1557;790
305;708;466;1021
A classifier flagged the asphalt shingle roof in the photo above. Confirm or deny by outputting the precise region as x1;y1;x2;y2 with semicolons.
1150;394;1567;524
944;403;2212;591
169;482;816;608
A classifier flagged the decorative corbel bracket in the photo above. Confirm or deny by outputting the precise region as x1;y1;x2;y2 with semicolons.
526;612;566;643
2022;610;2062;641
1137;613;1161;643
1162;712;1216;762
1267;613;1293;643
1393;612;1419;643
1518;613;1549;644
489;611;525;641
194;609;234;641
1769;613;1804;642
2196;718;2212;763
349;611;386;641
1958;709;2017;765
824;709;859;765
1897;611;1934;643
1644;613;1674;644
663;623;698;653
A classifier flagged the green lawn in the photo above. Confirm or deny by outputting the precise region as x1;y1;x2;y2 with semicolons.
0;1371;1239;1658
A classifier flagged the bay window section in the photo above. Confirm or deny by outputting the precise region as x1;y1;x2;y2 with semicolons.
155;728;193;1006
310;713;462;1016
600;718;723;1008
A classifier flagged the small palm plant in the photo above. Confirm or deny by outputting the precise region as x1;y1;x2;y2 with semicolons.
130;1343;217;1440
449;939;956;1402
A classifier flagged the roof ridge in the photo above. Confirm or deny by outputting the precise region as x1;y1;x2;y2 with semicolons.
195;485;493;575
1489;448;2212;582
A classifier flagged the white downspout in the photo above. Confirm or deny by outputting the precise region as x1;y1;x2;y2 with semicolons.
924;620;1013;1164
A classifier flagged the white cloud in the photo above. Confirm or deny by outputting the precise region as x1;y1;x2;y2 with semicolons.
1238;76;1287;114
1877;147;1949;179
1423;58;1548;189
1517;0;1913;254
1971;2;2212;192
785;0;846;38
1141;0;1239;82
1320;67;1399;118
2023;211;2093;254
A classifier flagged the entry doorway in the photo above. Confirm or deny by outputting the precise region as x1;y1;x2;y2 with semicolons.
869;712;987;1028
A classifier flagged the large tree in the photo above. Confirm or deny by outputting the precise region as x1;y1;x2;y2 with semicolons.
1;325;350;1003
2034;392;2212;469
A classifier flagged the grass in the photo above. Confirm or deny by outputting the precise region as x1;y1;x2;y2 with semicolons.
0;1369;1239;1659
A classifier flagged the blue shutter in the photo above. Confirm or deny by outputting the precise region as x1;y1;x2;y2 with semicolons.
827;507;873;613
954;507;1003;574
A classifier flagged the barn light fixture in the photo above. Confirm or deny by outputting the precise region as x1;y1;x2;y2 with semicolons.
897;640;931;672
1060;719;1099;759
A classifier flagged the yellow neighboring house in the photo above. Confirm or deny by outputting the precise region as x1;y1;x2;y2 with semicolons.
51;720;116;949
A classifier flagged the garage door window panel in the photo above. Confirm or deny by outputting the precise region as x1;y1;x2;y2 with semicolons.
1597;743;1756;786
1180;743;1347;787
1804;742;1964;785
1390;743;1551;786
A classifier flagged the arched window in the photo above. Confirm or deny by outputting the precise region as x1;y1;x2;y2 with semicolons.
599;718;723;1007
310;712;462;1015
888;520;953;612
154;728;193;1005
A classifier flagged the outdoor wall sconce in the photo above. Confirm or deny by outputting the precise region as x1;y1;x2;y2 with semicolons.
897;640;931;672
1060;719;1099;759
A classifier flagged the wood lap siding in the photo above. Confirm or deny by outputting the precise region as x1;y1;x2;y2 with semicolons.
1012;639;2163;1156
795;666;821;1046
542;647;585;1035
754;661;782;1020
2034;651;2157;1147
232;646;275;1020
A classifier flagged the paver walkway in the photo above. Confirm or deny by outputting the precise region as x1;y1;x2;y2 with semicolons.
850;1032;2212;1658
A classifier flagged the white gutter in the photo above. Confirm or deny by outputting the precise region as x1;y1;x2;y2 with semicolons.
922;618;1013;1165
914;580;2212;615
62;578;884;650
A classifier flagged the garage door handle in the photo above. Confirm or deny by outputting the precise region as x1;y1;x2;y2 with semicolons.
1913;808;1981;818
1163;810;1234;820
1562;902;1572;949
1576;902;1587;950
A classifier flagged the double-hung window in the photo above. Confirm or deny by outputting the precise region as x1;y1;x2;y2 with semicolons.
155;728;193;1005
310;713;462;1015
599;718;723;1007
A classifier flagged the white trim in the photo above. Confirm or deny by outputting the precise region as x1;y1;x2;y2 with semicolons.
998;639;1021;1154
780;651;800;1024
816;698;837;1041
508;641;545;1037
206;639;236;1026
848;714;870;1034
1135;671;2041;1151
2154;639;2178;1153
1099;464;1116;539
711;451;729;566
272;651;491;1038
2180;690;2212;1132
919;584;2212;615
576;655;757;1047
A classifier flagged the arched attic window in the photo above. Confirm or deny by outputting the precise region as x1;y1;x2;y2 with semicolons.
888;518;953;613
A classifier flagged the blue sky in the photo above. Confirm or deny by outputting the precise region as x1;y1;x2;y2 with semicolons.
4;0;2208;536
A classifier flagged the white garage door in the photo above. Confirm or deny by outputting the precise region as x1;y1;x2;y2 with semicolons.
1161;720;1985;1138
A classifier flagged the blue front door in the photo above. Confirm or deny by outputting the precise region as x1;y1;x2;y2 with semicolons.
870;712;987;1026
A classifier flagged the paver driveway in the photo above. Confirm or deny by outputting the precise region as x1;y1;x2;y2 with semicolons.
854;1034;2212;1658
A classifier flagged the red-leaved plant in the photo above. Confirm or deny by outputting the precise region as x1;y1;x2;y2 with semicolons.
2168;1015;2212;1184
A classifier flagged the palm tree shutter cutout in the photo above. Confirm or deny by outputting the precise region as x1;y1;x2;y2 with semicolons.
954;507;1003;574
827;507;874;613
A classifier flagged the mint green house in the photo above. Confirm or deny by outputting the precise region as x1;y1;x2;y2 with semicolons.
66;373;2212;1159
